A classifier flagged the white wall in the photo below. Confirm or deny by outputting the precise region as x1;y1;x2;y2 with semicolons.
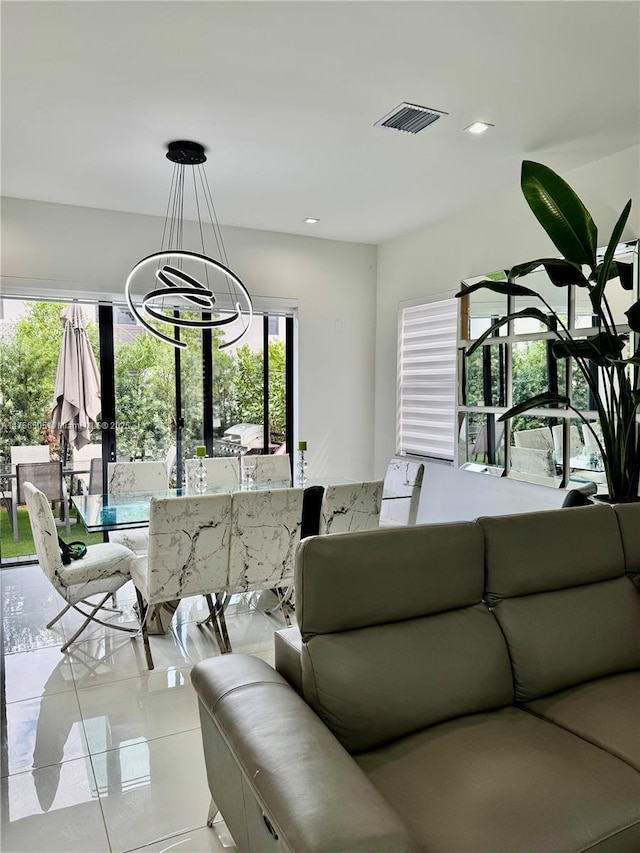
0;197;377;480
374;145;640;475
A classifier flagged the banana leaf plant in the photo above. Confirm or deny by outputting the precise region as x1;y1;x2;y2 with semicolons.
456;161;640;503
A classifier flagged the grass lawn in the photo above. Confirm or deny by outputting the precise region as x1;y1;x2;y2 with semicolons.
1;506;104;561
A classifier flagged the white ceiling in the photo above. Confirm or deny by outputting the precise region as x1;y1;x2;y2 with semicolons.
2;1;639;244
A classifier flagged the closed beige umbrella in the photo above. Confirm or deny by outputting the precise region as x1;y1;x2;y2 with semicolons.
51;304;101;450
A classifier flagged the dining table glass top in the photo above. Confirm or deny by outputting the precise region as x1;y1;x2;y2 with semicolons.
72;478;406;533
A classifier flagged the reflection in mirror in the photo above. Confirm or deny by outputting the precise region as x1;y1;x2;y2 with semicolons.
511;266;567;334
463;343;505;407
512;338;560;407
459;271;507;340
457;239;638;486
459;412;505;468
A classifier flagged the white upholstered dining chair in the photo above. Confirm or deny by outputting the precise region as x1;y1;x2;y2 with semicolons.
319;480;384;535
379;459;424;527
130;492;233;669
184;456;239;491
107;461;169;555
248;453;291;485
228;488;303;629
23;482;138;653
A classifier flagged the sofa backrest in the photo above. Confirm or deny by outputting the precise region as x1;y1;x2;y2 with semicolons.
480;504;640;703
296;523;514;754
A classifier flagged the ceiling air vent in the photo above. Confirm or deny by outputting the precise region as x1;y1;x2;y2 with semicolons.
375;103;448;135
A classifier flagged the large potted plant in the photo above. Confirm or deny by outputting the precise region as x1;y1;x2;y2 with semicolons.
457;161;639;502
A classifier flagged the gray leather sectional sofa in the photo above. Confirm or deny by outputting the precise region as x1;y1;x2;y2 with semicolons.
191;503;640;852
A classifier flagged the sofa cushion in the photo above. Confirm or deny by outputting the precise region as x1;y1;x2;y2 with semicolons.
480;506;640;701
296;521;485;638
525;671;640;771
356;706;640;853
302;603;513;754
494;577;640;702
481;504;624;598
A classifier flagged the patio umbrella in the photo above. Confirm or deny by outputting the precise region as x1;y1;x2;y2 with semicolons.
51;304;101;451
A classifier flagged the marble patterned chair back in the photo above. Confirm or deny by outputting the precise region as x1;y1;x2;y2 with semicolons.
228;488;303;593
249;453;291;485
164;445;177;481
510;447;557;478
582;422;604;456
513;427;554;452
551;424;583;458
144;493;233;605
319;480;384;535
184;456;239;491
379;459;424;526
22;482;66;591
107;461;169;496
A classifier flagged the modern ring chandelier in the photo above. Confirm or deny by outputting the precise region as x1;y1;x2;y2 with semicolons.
125;140;253;350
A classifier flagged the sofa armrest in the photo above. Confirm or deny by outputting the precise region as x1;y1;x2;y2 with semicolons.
192;655;416;853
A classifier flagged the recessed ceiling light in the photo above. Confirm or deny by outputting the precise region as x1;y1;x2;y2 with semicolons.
303;218;319;224
464;121;493;135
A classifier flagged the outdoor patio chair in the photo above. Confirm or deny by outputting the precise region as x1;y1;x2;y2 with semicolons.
228;487;304;632
184;456;239;491
16;461;71;542
379;458;424;527
248;453;292;485
319;480;384;535
23;481;138;653
106;460;169;555
5;445;50;536
130;492;233;669
71;443;102;495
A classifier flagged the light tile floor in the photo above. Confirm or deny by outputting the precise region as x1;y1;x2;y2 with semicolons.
1;564;288;852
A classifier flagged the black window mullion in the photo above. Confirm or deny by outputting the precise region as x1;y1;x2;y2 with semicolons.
285;316;294;479
174;310;183;487
202;316;213;456
263;315;269;455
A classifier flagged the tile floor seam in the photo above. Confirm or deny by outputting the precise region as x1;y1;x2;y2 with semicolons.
86;749;116;853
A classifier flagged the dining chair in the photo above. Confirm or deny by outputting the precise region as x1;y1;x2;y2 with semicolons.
164;445;177;484
551;424;583;459
130;493;233;669
582;422;604;456
106;461;169;555
228;488;304;630
16;461;71;542
509;446;560;487
248;453;292;485
23;481;138;653
184;456;239;491
7;445;50;536
513;427;554;452
319;480;384;535
87;456;104;495
71;443;102;494
379;459;424;527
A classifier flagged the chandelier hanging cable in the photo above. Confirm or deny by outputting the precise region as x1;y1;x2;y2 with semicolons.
125;140;253;350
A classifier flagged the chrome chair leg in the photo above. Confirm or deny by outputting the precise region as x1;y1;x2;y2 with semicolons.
46;601;74;629
135;588;154;670
60;595;138;653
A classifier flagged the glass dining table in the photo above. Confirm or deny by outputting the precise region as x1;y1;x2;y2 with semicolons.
71;478;368;534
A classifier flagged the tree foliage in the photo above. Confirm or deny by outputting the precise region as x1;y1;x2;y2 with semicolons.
1;302;286;466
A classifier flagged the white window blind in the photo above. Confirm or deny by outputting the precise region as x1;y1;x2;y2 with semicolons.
398;297;457;460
